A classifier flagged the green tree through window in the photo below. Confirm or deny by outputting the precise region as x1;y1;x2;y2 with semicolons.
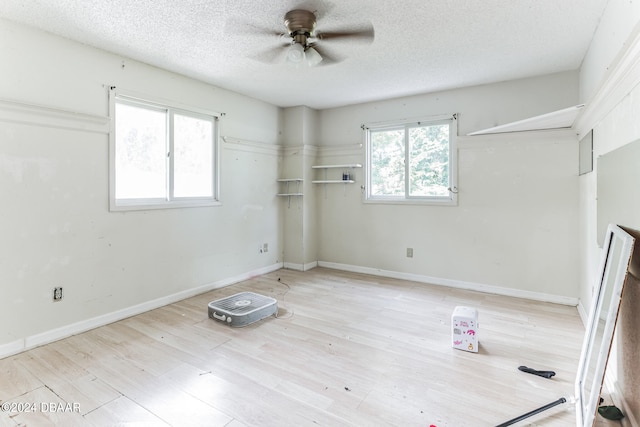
366;116;456;203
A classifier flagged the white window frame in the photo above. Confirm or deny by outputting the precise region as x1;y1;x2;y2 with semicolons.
108;89;221;211
364;114;458;205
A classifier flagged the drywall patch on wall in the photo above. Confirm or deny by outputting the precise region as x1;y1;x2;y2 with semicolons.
0;154;57;183
0;154;26;183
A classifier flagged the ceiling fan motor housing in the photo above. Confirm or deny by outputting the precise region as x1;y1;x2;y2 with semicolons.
284;9;316;47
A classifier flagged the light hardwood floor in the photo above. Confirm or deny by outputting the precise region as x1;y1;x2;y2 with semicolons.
0;268;605;426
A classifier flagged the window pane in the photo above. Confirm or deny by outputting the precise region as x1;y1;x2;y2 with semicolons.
370;129;405;196
115;103;167;199
173;114;214;198
408;124;449;197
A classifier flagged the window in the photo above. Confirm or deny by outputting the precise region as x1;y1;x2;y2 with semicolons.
364;114;457;204
109;91;220;210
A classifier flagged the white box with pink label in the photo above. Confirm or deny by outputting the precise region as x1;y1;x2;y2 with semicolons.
451;306;478;353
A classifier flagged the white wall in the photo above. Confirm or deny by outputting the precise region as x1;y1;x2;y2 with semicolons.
579;0;640;104
315;73;581;302
0;19;283;355
319;71;579;144
280;107;321;270
577;1;640;310
578;77;640;427
576;1;640;423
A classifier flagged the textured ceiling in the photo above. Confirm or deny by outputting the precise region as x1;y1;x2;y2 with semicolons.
0;0;608;109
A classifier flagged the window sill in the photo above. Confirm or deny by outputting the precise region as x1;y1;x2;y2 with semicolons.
110;198;222;212
363;197;457;206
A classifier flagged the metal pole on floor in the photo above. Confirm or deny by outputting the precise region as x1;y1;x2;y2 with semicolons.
495;397;567;427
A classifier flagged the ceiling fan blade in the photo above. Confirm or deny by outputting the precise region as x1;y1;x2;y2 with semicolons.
291;1;335;20
224;17;284;39
310;45;344;65
316;26;374;43
249;44;290;64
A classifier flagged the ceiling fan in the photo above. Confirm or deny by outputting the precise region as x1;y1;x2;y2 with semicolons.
282;9;374;67
236;8;375;67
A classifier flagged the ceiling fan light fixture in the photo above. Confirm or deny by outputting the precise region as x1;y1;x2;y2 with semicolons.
305;47;323;67
286;42;305;65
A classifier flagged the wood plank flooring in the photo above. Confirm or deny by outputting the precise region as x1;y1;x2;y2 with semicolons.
0;268;604;426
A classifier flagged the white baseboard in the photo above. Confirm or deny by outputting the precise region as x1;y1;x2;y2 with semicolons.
576;300;589;326
0;339;26;360
282;262;299;270
317;261;580;306
0;262;283;360
283;261;318;271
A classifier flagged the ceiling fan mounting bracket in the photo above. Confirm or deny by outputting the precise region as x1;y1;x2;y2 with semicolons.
291;32;311;48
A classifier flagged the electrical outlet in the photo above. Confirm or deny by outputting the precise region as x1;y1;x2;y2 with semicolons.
406;248;413;258
263;243;268;253
53;287;63;302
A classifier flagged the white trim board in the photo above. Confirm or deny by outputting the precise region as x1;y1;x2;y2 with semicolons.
316;144;363;158
221;136;281;156
575;24;640;137
318;261;579;306
0;98;110;134
0;262;283;360
467;105;584;136
458;128;577;148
